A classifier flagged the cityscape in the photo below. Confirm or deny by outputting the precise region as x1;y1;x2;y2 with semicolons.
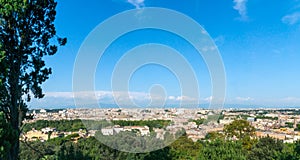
1;0;300;159
23;108;300;143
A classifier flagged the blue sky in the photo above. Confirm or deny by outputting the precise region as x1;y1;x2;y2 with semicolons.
31;0;300;108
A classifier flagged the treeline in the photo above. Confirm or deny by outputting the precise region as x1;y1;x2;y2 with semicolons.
112;120;171;131
22;119;171;133
18;134;300;160
255;115;278;120
15;119;300;159
22;119;86;132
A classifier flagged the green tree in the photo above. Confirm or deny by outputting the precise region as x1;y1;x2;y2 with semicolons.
189;118;205;126
0;111;15;159
19;140;56;160
292;140;300;159
0;0;66;159
199;138;247;160
224;119;255;140
280;142;298;160
205;131;224;140
57;143;67;160
248;136;284;160
169;135;201;159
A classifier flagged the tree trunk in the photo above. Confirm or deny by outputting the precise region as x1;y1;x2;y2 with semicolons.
7;60;21;160
8;139;19;160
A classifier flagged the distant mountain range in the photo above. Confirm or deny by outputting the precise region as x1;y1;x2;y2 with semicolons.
28;103;300;110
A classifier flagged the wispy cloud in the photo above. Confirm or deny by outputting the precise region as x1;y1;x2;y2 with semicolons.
214;35;225;47
203;96;213;102
259;97;300;107
29;93;300;108
29;91;199;108
127;0;145;9
280;97;300;105
233;0;248;21
168;96;176;100
175;96;196;101
235;97;253;101
282;12;300;25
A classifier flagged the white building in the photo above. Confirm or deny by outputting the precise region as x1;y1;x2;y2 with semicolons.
40;109;47;113
101;128;114;135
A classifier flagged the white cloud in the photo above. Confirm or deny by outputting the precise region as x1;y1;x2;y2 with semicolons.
235;97;253;101
282;12;300;25
127;0;145;9
200;46;217;52
29;92;300;108
175;96;196;101
203;96;213;102
201;29;208;35
168;96;176;100
214;35;225;47
260;97;300;107
233;0;248;21
282;97;300;101
202;96;225;105
281;97;300;104
44;92;74;98
29;91;199;108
